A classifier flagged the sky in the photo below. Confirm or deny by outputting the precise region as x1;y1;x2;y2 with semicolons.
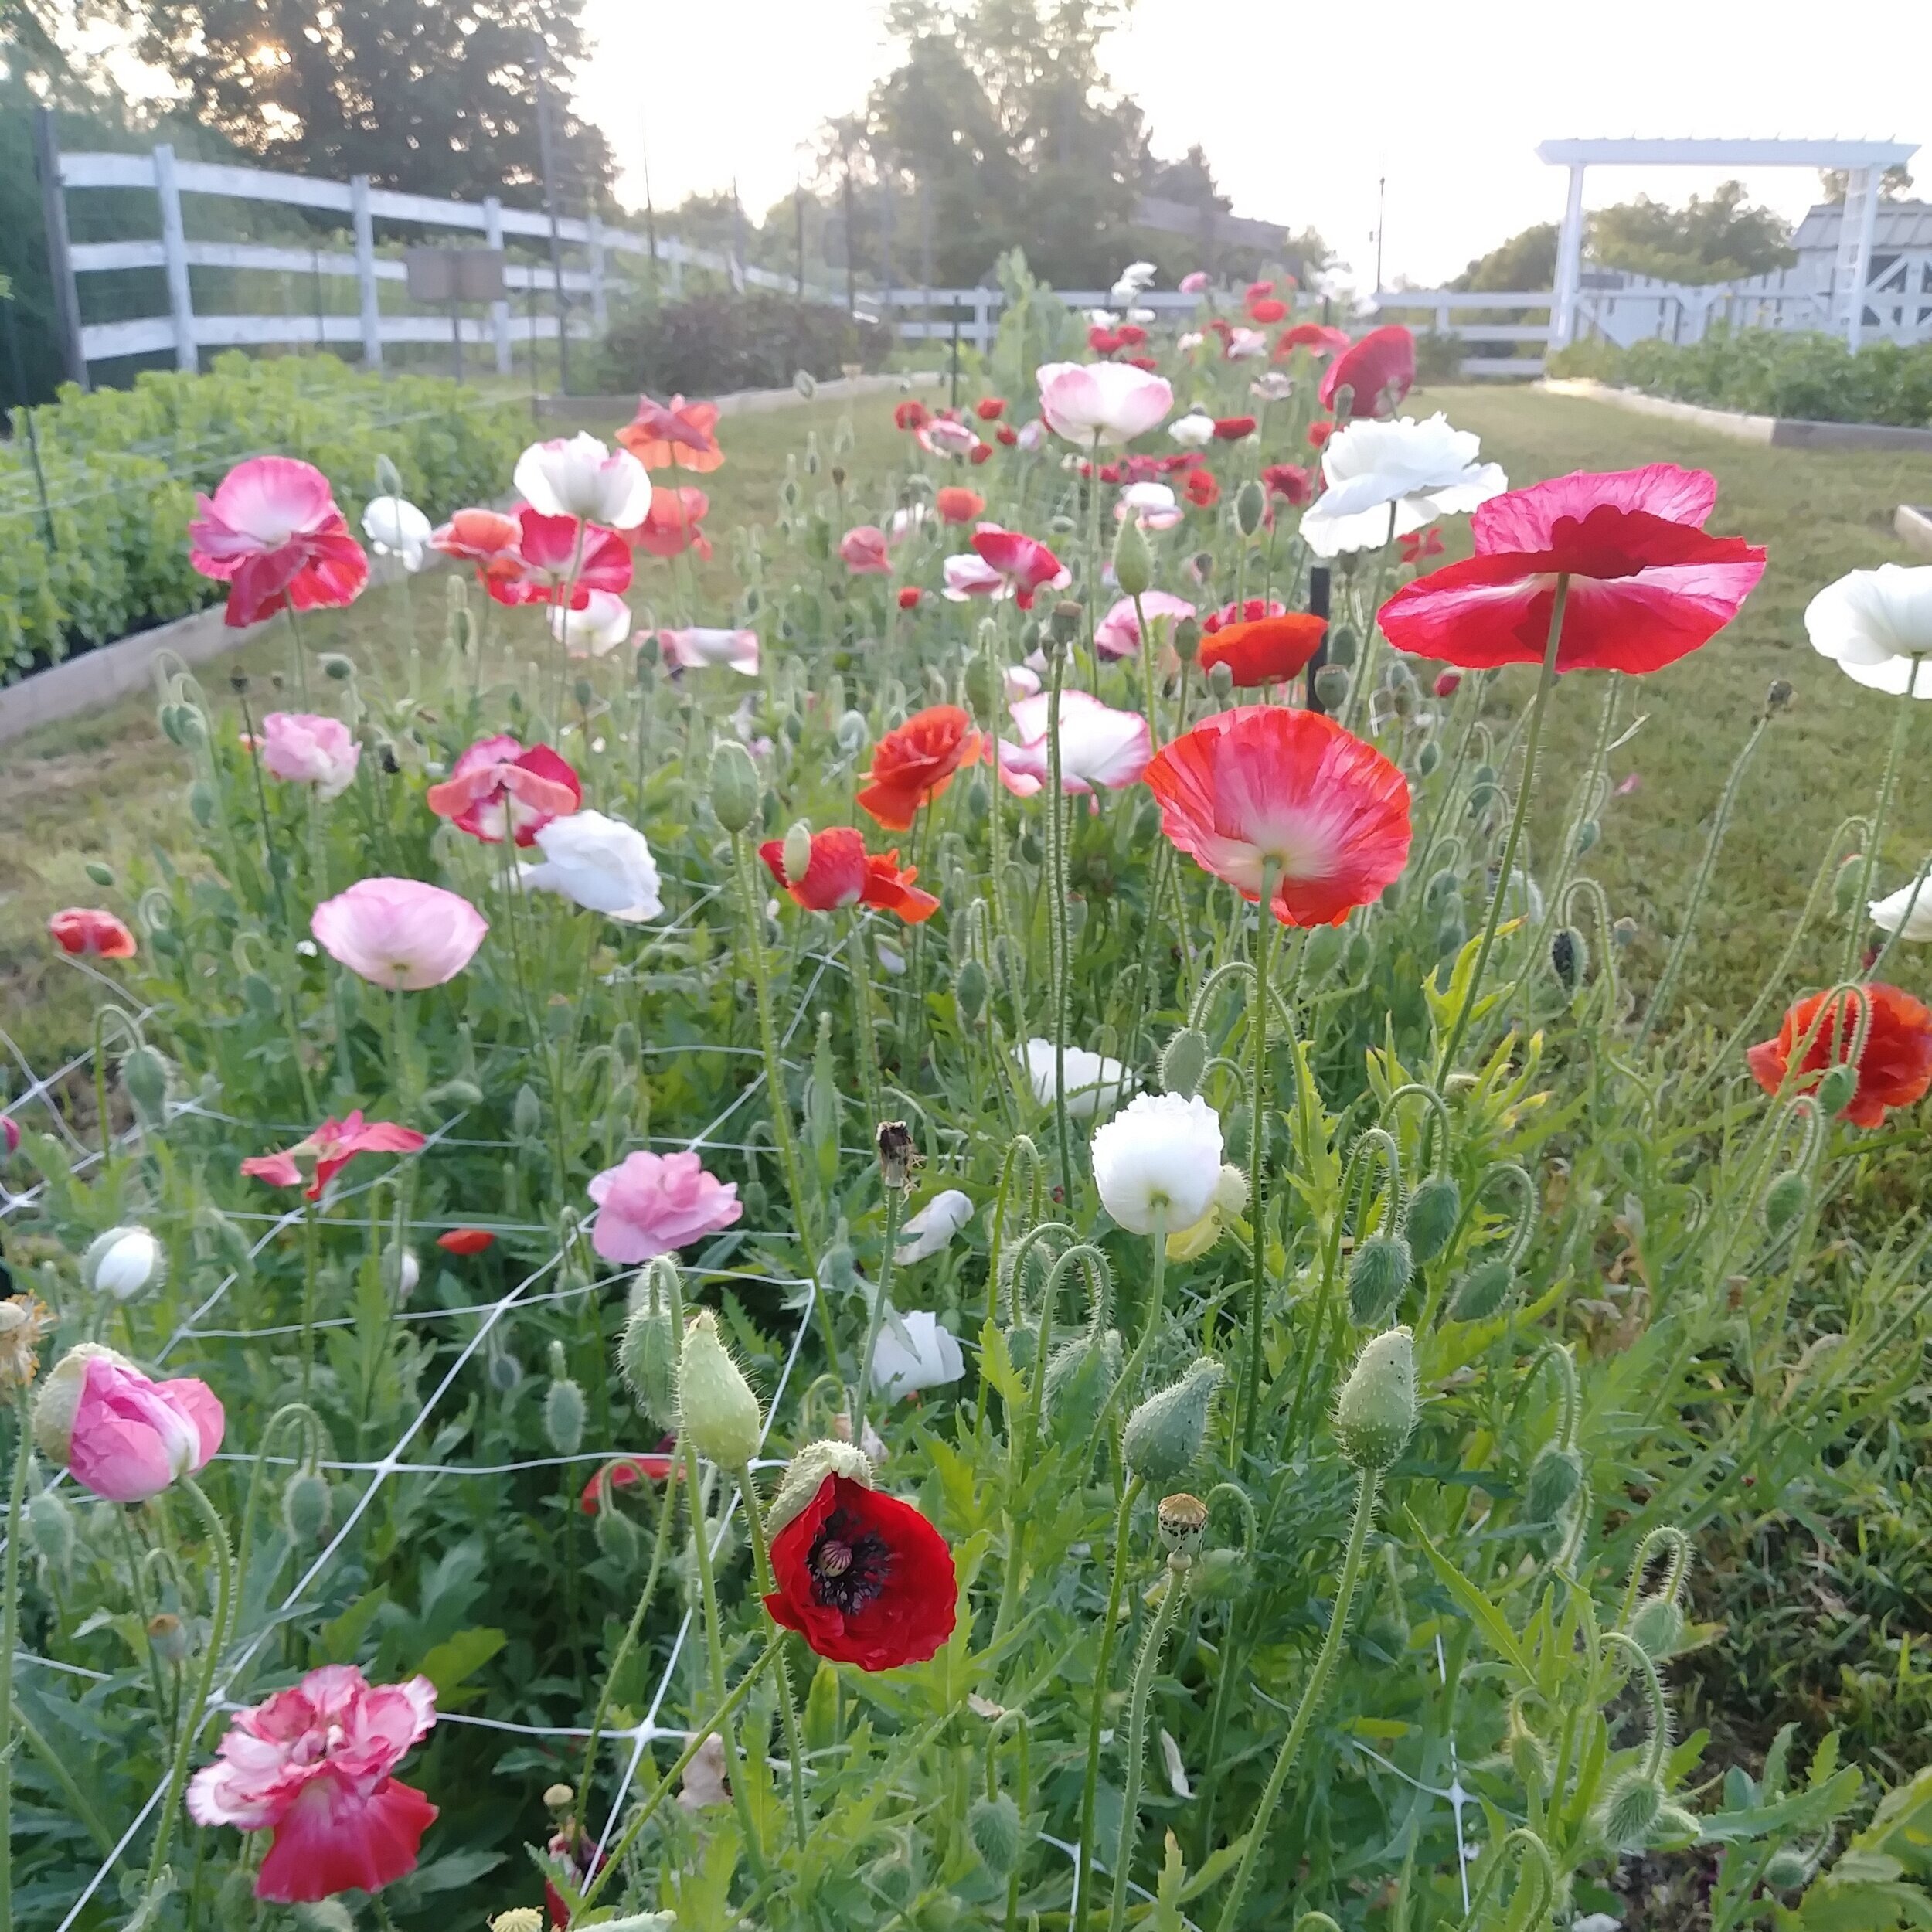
575;0;1932;291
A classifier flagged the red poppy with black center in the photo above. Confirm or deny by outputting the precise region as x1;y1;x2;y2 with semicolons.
1198;612;1328;687
1183;469;1220;509
1747;983;1932;1129
764;1473;957;1670
857;705;984;831
757;826;940;923
437;1227;495;1256
1320;325;1417;419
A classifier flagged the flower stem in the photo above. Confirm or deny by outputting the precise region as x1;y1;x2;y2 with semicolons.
736;1464;811;1851
1844;658;1920;981
1434;575;1569;1082
1240;866;1281;1458
299;1198;321;1403
845;911;886;1127
1110;1206;1168;1417
1212;1468;1378;1932
855;1182;906;1440
1046;639;1077;1207
1107;1555;1189;1932
0;1393;33;1932
1075;1474;1144;1922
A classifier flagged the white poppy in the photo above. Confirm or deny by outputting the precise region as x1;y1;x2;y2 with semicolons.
517;811;662;923
549;590;633;658
1019;1039;1133;1120
1108;262;1157;307
1226;328;1268;359
1169;410;1216;448
998;689;1154;798
1002;663;1043;701
361;495;432;570
943;553;1009;601
1115;481;1182;531
1300;414;1507;559
1015;419;1048;452
1804;563;1932;698
658;627;760;675
870;1308;965;1402
1250;372;1295;403
1176;331;1206;352
1872;869;1932;941
896;1189;975;1264
84;1226;164;1301
512;432;651;527
1090;1092;1224;1236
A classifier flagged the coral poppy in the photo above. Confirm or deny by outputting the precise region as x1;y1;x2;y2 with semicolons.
659;627;761;675
427;736;580;847
241;1112;428;1201
1183;469;1219;509
49;907;137;959
758;826;940;923
580;1447;679;1514
1262;463;1315;506
1376;464;1767;675
627;486;712;561
858;706;984;830
1276;322;1352;360
436;1228;495;1256
1213;416;1257;442
1144;706;1413;927
1747;983;1932;1129
936;486;985;525
894;399;931;433
1320;325;1417;418
486;509;631;609
764;1471;957;1670
429;507;524;596
1308;420;1335;448
616;394;724;472
974;396;1006;420
188;456;369;628
1198;612;1328;686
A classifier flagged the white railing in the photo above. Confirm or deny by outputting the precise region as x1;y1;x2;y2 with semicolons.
1364;291;1552;377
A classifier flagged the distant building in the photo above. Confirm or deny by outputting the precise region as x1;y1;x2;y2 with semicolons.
1790;200;1932;339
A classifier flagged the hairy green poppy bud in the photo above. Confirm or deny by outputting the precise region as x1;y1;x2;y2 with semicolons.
545;1376;587;1457
1833;853;1866;917
1815;1063;1859;1117
189;779;217;828
282;1468;332;1544
1123;1357;1223;1487
1313;665;1352;710
320;653;356;682
1597;1770;1663;1852
954;957;989;1026
970;1791;1022;1876
677;1311;763;1468
423;1077;484;1110
1208;661;1236;699
1448;1257;1515;1322
487;1345;522;1393
1173;617;1200;665
1627;1591;1684;1660
1346;1233;1413;1327
1576;818;1600;852
513;1083;543;1141
1325;624;1359;668
1763;1847;1811;1891
767;1438;872;1537
1765;678;1794;715
1335;1328;1417;1472
1111;514;1154;598
595;1502;641;1566
26;1489;74;1566
709;741;760;833
619;1265;680;1426
84;860;116;888
1043;1327;1122;1441
1404;1176;1461;1264
1234;478;1266;537
121;1045;170;1124
1160;1026;1209;1099
781;819;814;886
1417;740;1441;777
1525;1442;1582;1522
1761;1168;1808;1237
1189;1546;1250;1602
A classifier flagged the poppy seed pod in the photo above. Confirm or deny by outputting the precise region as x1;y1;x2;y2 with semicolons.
1156;1490;1208;1558
1404;1175;1461;1264
1335;1327;1417;1472
1313;665;1352;710
709;741;760;834
1234;478;1266;536
1123;1357;1224;1486
148;1612;191;1665
1112;515;1154;598
1159;1026;1209;1099
1347;1233;1413;1327
678;1311;764;1468
1325;624;1359;668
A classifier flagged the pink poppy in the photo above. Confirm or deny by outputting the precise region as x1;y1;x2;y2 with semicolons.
941;552;1009;601
1094;590;1196;661
188;1665;437;1903
486;508;632;610
311;878;488;990
1;1115;18;1155
1036;361;1173;447
840;525;892;575
240;1110;428;1200
658;627;761;675
587;1150;743;1263
1320;325;1416;418
512;433;651;528
1179;270;1209;295
969;527;1070;611
426;736;581;847
32;1345;223;1504
626;485;713;561
997;690;1154;799
918;415;981;460
260;713;360;801
188;457;369;628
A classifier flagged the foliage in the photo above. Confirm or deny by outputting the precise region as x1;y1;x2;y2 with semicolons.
1453;223;1557;294
1818;165;1917;204
1590;181;1795;286
1548;327;1932;427
596;290;890;398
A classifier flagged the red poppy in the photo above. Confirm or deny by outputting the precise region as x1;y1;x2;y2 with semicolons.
1245;280;1275;303
437;1227;495;1256
1213;416;1257;443
1261;463;1315;506
240;1111;427;1202
1;1115;18;1155
898;586;923;610
49;908;137;959
757;826;940;924
616;395;723;472
1320;325;1416;419
968;440;993;466
1127;355;1160;372
1434;669;1462;699
1198;612;1328;686
1205;318;1234;349
1747;983;1932;1129
894;400;931;433
1183;469;1220;509
1144;706;1412;927
974;397;1005;420
858;705;984;831
935;487;985;526
1275;322;1352;360
580;1447;679;1514
1376;464;1767;675
1308;420;1335;449
1087;325;1121;355
1115;322;1148;348
627;486;712;561
971;528;1066;609
995;423;1019;447
1202;597;1286;635
486;509;631;610
426;736;580;846
1399;528;1446;565
764;1472;957;1670
1247;297;1287;325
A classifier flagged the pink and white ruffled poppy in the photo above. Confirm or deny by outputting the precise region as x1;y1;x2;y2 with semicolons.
1094;590;1196;661
964;526;1070;610
260;713;360;801
188;456;369;627
998;689;1154;798
1114;481;1182;532
587;1150;743;1263
486;509;633;610
513;433;652;528
917;415;981;459
1225;327;1269;360
1036;361;1174;447
1003;663;1043;700
548;590;633;657
311;878;488;990
839;526;893;575
32;1344;223;1504
427;736;580;847
658;627;761;675
188;1665;438;1903
942;552;1008;601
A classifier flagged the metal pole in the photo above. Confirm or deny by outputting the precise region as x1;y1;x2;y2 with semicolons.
839;126;857;315
1374;174;1386;294
1304;565;1332;713
32;107;87;390
920;176;933;339
313;245;325;348
641;132;659;299
949;305;960;410
2;291;57;549
794;182;805;298
532;34;571;394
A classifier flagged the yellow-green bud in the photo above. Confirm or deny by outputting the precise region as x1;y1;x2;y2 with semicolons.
767;1438;872;1536
1111;515;1154;599
1124;1357;1223;1486
1597;1769;1663;1851
782;820;814;886
677;1311;763;1467
1335;1327;1417;1472
709;741;760;833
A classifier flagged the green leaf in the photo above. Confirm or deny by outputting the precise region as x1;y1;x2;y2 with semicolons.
1406;1512;1535;1683
1699;1767;1864;1845
311;1585;389;1668
417;1625;506;1706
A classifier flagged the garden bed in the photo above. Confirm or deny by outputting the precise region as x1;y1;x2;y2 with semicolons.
1541;376;1932;451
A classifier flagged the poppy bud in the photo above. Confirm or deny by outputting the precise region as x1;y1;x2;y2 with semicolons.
1326;623;1359;666
1597;1770;1663;1852
321;653;356;682
954;957;989;1026
1313;665;1351;710
424;1077;484;1110
619;1265;680;1426
1761;1168;1808;1236
1764;1848;1812;1893
595;1502;641;1566
83;1226;165;1302
767;1438;873;1536
971;1791;1022;1876
282;1466;332;1543
189;780;217;828
1160;1026;1209;1099
1525;1442;1582;1522
381;1244;419;1302
121;1045;170;1124
1448;1257;1515;1322
1048;600;1083;651
1417;740;1441;777
804;1660;840;1752
1335;1327;1417;1472
1234;479;1266;536
1576;819;1600;852
1043;1327;1122;1440
1208;662;1235;699
487;1344;522;1393
781;821;814;886
1613;915;1638;948
545;1375;587;1457
1173;617;1200;665
27;1489;74;1567
1816;1063;1859;1116
1627;1591;1684;1659
148;1612;191;1665
1404;1175;1461;1264
1347;1233;1413;1327
1833;854;1866;917
1112;515;1154;598
1551;927;1585;988
709;742;760;833
513;1083;543;1141
678;1311;764;1469
1124;1357;1224;1486
1156;1490;1208;1558
84;860;116;887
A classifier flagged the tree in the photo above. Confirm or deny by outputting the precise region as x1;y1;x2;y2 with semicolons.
1451;223;1556;293
1819;164;1915;204
135;0;613;208
1589;182;1794;285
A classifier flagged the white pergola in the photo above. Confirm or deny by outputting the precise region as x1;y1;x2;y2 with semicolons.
1539;137;1922;352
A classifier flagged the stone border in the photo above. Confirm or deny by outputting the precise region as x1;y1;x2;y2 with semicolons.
1539;376;1932;453
1899;505;1932;558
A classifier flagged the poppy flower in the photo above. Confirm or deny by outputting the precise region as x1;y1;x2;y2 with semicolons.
1179;270;1209;295
35;1345;222;1504
1276;322;1352;360
1246;279;1275;304
894;400;931;433
1087;325;1122;355
758;826;940;924
858;706;984;831
1036;362;1173;447
1804;563;1932;698
1213;417;1257;443
616;394;723;472
1321;325;1417;419
427;736;580;846
188;456;369;628
1247;297;1287;325
1095;590;1196;660
995;423;1019;447
49;908;137;959
242;1112;428;1201
627;486;712;561
968;440;992;465
1308;420;1335;449
764;1470;957;1670
581;1446;679;1514
1144;706;1413;927
436;1228;495;1256
1115;322;1148;348
1747;983;1932;1128
1401;528;1446;565
1198;612;1328;686
514;434;651;529
840;526;892;574
1376;464;1767;675
1224;328;1267;360
969;527;1069;609
486;509;631;610
1183;469;1220;509
1126;355;1160;372
974;397;1006;420
1262;463;1315;506
1202;597;1286;635
429;506;522;580
587;1151;742;1264
1301;414;1506;560
996;690;1153;798
919;416;980;460
658;627;760;676
1434;669;1462;698
311;879;488;990
899;586;923;610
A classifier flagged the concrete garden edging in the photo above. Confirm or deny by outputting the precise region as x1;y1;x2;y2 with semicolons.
1539;377;1932;453
1897;505;1932;558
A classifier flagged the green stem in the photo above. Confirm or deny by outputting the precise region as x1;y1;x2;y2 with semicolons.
1844;657;1920;981
737;1466;811;1851
1046;641;1077;1207
299;1198;321;1403
855;1182;907;1439
1240;872;1281;1458
1110;1207;1168;1417
1107;1556;1190;1932
846;911;886;1128
1075;1474;1145;1920
0;1393;32;1932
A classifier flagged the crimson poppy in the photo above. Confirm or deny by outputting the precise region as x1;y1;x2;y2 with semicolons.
1126;355;1160;372
1145;706;1412;927
758;826;940;924
1275;322;1352;360
1087;325;1121;355
1434;669;1462;698
1213;416;1257;443
616;395;723;473
1400;528;1446;565
1261;463;1315;507
1247;297;1287;325
971;527;1066;608
1747;983;1932;1129
1197;612;1328;686
580;1447;679;1515
1115;322;1148;348
893;400;931;433
1183;469;1220;509
969;441;992;465
1376;464;1767;675
1320;325;1416;419
49;908;137;959
936;487;985;526
1308;420;1335;449
486;509;631;610
436;1228;496;1256
995;423;1019;447
974;396;1006;420
1203;597;1286;635
898;586;923;610
764;1472;957;1670
857;706;984;830
426;736;580;847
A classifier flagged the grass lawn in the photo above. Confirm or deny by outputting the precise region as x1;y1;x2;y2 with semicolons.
5;376;1931;1077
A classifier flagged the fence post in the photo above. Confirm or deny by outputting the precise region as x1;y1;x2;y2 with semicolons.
483;196;512;376
32;108;87;389
972;288;989;355
587;211;608;334
151;144;198;373
351;175;382;368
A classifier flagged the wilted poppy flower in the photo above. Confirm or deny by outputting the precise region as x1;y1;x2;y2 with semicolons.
1401;529;1446;564
581;1447;678;1514
1095;590;1196;661
1036;361;1173;447
1198;612;1328;686
241;1111;427;1199
1747;982;1932;1128
1276;322;1352;360
514;434;651;528
1183;469;1219;509
1145;706;1413;926
436;1228;495;1256
858;706;983;830
487;509;632;609
617;394;723;472
1804;563;1932;698
658;626;760;675
189;456;369;627
1321;325;1417;418
188;1665;437;1903
587;1150;742;1263
311;879;488;989
1377;464;1767;675
34;1345;223;1504
1213;416;1257;443
1262;463;1315;506
840;526;892;574
970;527;1069;609
998;690;1153;799
49;907;137;958
764;1468;957;1669
628;486;712;560
427;736;580;846
893;399;931;433
974;396;1006;420
936;486;985;525
760;826;939;923
1301;413;1506;560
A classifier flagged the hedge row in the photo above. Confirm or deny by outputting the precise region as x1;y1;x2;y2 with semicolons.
597;287;890;398
0;353;529;684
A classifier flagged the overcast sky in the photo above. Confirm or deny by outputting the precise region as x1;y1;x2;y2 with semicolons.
577;0;1932;290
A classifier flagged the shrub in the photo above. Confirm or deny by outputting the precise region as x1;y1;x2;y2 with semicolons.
597;287;889;396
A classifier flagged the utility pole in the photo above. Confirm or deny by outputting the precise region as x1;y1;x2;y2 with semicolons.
531;34;571;395
794;180;806;299
640;121;660;298
1374;173;1386;294
838;124;858;315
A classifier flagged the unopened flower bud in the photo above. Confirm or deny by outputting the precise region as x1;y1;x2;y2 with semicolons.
709;741;760;833
1173;617;1200;665
1159;1026;1209;1099
1346;1233;1413;1327
1626;1591;1684;1659
1613;915;1638;949
954;957;989;1026
678;1311;764;1468
148;1612;191;1665
1417;740;1442;777
970;1791;1022;1876
545;1375;587;1456
1761;1168;1808;1237
1048;600;1083;651
83;1226;165;1302
1449;1257;1515;1322
1550;927;1586;988
1525;1442;1583;1522
488;1345;522;1393
121;1045;170;1123
1123;1357;1223;1486
781;820;814;886
513;1083;543;1141
84;860;116;888
383;1244;420;1301
1189;1546;1250;1601
1403;1175;1460;1264
1597;1769;1664;1852
595;1502;641;1566
1234;478;1266;536
1156;1490;1208;1558
1763;1847;1812;1892
1834;854;1866;918
1335;1327;1417;1471
1815;1062;1859;1116
1208;662;1235;699
282;1467;332;1543
1313;665;1351;709
1326;625;1359;668
26;1488;74;1566
619;1264;680;1426
1111;515;1153;599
